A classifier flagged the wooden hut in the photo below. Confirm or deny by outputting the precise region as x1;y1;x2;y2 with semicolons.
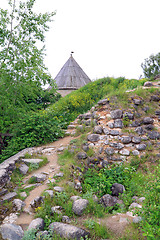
53;53;91;96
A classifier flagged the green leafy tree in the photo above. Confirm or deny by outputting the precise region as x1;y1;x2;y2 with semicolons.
141;52;160;79
0;0;56;152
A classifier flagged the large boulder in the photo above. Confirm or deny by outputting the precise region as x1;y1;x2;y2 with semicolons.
19;164;29;175
72;199;89;216
143;117;154;124
105;147;115;155
114;119;123;128
110;109;123;119
22;158;43;165
87;134;100;142
0;224;24;240
100;194;117;207
136;144;147;151
76;152;87;160
30;196;44;209
0;169;9;188
109;142;124;150
1;192;17;202
121;136;131;144
144;81;153;87
49;222;90;240
31;173;46;183
12;199;25;212
132;136;141;144
93;126;103;134
28;218;44;230
147;131;160;140
97;98;109;105
111;183;125;196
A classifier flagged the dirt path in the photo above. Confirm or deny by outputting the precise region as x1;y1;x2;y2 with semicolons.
15;136;74;230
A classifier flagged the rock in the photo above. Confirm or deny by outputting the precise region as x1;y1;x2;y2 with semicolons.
155;110;160;115
36;231;48;238
62;216;71;223
130;120;141;127
57;147;65;152
93;126;103;134
133;216;142;223
45;190;54;198
3;213;18;224
100;194;117;207
147;131;160;140
111;183;125;196
119;149;130;156
30;196;44;209
49;222;90;240
0;189;8;197
144;81;153;87
109;142;124;149
132;150;140;156
135;127;145;135
143;117;154;124
132;136;141;144
114;119;123;128
144;124;154;130
97;98;109;105
0;169;9;187
83;113;93;120
51;206;62;215
54;186;64;192
102;160;109;168
108;122;114;129
87;134;100;142
105;147;115;155
72;199;89;216
136;144;147;151
55;172;64;177
110;109;123;119
0;224;24;240
70;196;82;201
13;199;25;212
77;152;87;159
19;192;27;198
133;98;142;105
129;203;142;209
121;136;131;144
110;130;120;136
138;197;145;202
22;158;43;165
1;192;17;202
82;144;89;152
28;218;44;230
24;183;40;189
67;125;75;129
103;127;110;135
123;111;134;120
19;164;29;175
31;173;46;182
150;95;160;102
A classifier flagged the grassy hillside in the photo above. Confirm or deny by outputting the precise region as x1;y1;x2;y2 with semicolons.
1;77;146;162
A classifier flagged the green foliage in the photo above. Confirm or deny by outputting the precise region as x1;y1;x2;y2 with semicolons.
22;228;37;240
0;0;57;156
84;219;110;239
141;52;160;79
1;76;145;162
82;164;135;197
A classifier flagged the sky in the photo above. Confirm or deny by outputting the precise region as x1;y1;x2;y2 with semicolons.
1;0;160;80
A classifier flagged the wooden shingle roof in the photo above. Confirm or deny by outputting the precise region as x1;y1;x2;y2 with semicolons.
55;54;91;90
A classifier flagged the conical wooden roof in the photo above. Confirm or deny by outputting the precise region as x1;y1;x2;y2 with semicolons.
55;54;91;90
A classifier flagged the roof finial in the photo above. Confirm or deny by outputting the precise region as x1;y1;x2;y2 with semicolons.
71;51;74;57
